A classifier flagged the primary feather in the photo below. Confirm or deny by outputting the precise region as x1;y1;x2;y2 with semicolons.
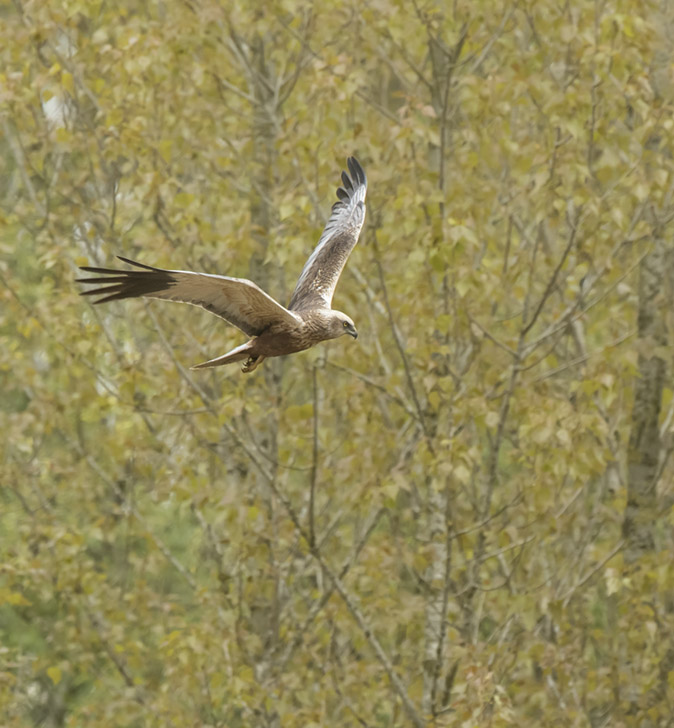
289;157;367;311
78;257;301;337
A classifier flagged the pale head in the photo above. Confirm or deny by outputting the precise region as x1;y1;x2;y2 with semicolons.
327;310;358;340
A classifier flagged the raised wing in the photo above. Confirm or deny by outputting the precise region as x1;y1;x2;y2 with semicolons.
288;157;367;311
77;256;301;337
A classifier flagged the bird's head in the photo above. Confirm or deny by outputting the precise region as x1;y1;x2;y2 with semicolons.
330;311;358;340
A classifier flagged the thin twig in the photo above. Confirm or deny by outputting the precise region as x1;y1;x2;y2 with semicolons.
561;539;624;604
521;210;581;337
309;363;319;547
69;434;198;590
371;230;429;442
277;507;385;671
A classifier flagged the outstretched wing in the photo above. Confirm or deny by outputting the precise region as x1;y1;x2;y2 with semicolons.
288;157;367;311
77;256;301;337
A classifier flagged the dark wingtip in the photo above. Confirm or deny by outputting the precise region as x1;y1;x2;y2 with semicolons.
341;170;354;191
78;288;125;304
346;156;366;187
77;256;173;305
329;157;367;211
116;256;161;271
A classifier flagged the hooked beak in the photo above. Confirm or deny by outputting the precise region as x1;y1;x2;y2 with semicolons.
349;327;358;340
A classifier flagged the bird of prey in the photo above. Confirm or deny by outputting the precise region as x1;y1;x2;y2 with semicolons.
77;157;367;372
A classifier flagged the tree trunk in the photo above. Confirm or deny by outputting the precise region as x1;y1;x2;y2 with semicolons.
622;233;667;562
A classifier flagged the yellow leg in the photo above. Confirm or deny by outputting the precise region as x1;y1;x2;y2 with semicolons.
242;355;266;373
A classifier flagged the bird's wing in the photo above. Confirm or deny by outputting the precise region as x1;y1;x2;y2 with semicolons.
77;256;301;337
288;157;367;311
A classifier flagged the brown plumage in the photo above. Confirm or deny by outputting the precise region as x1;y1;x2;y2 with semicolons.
77;157;367;372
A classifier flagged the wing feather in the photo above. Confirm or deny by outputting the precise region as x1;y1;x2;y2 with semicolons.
77;256;301;337
288;156;367;311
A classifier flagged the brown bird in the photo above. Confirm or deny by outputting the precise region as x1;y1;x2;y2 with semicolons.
77;157;367;372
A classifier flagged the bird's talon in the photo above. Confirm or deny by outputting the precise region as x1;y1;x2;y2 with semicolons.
242;356;258;373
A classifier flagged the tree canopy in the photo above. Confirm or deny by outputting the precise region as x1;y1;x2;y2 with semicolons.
2;0;674;725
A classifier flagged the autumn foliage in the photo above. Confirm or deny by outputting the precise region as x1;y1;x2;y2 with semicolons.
2;0;674;725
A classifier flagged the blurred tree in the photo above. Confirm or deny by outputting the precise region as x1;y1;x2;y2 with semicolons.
1;0;673;726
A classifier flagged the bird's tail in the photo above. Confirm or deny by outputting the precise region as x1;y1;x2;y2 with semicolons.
191;341;253;370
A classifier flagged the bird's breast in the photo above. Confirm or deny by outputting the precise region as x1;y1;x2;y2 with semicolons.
254;321;314;356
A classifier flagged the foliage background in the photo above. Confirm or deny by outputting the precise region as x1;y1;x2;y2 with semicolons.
2;0;674;725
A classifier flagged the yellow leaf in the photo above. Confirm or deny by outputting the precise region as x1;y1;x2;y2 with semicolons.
556;428;571;447
159;139;172;164
605;567;621;596
633;182;649;202
55;127;71;144
456;278;470;297
285;403;313;421
279;203;294;220
174;192;194;207
485;411;500;428
382;479;401;499
2;590;31;606
47;666;62;685
453;464;471;484
560;25;575;43
62;72;74;94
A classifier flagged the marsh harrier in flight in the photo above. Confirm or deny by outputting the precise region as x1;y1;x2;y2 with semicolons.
78;157;367;372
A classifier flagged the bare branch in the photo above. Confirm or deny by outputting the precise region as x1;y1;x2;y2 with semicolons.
2;116;46;219
68;434;198;591
309;363;319;548
371;228;430;442
561;539;624;604
521;210;580;337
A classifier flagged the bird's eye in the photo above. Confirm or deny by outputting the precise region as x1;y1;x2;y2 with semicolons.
343;321;348;328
